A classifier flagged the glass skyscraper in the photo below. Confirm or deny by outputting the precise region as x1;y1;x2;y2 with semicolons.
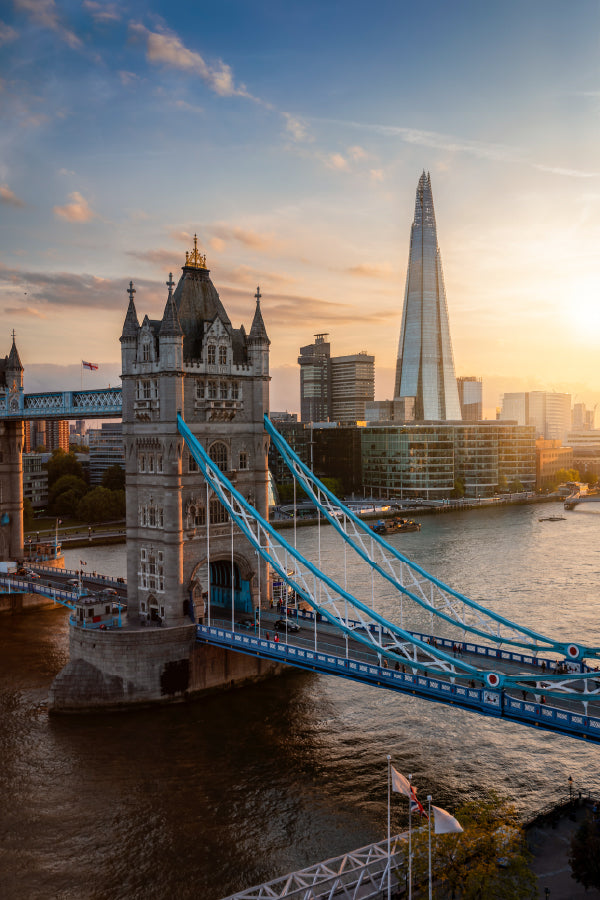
394;172;462;421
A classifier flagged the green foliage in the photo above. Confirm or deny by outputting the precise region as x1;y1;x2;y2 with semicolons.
276;482;307;504
569;812;600;890
77;487;125;522
320;477;344;498
69;442;89;454
101;464;126;491
496;474;509;493
49;474;88;507
549;467;580;488
508;479;524;492
46;449;84;486
451;477;466;499
406;793;536;900
23;498;34;531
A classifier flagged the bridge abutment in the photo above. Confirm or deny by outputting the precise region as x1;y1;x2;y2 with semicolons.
49;623;285;712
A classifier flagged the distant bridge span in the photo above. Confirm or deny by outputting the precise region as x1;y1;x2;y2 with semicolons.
0;387;122;421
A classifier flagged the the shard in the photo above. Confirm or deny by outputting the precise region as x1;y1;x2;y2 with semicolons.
394;172;462;421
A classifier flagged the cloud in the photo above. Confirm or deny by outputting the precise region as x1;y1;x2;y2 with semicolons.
174;99;204;114
53;191;96;222
129;23;258;101
15;0;82;49
0;184;25;207
347;145;368;162
127;248;182;269
222;265;296;287
347;263;395;279
0;20;18;44
283;112;311;142
370;168;384;182
4;306;47;319
118;70;139;86
209;223;284;254
533;164;599;179
326;152;350;171
83;1;120;23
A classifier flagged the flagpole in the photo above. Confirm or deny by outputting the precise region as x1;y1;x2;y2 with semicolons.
408;774;412;900
427;795;432;900
387;755;391;900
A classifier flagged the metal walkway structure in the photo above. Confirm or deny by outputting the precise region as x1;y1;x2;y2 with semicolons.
178;414;600;744
0;387;122;420
220;832;407;900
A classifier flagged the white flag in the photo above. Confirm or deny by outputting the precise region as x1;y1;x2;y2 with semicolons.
391;765;413;798
433;805;463;834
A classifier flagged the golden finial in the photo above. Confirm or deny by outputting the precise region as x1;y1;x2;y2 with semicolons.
185;233;207;269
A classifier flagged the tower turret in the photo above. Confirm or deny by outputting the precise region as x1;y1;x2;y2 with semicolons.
159;273;184;371
120;281;140;373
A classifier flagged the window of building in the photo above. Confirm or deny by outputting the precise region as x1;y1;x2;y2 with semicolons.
219;381;228;400
142;342;150;362
196;380;204;399
239;451;248;470
189;455;199;473
207;345;216;365
139;454;146;473
210;498;228;524
218;346;227;365
207;381;217;399
148;455;154;473
194;506;206;526
209;442;228;470
231;382;239;400
157;454;163;473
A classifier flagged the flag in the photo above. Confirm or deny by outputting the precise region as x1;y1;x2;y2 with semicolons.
391;766;428;817
433;805;463;834
82;360;98;370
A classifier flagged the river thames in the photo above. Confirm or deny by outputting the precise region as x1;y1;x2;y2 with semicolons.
1;501;600;898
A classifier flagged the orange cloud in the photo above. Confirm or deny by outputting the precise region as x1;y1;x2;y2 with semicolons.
15;0;82;49
0;184;25;208
53;191;96;223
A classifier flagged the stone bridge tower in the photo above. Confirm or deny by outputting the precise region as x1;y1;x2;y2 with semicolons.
120;238;271;627
0;335;24;560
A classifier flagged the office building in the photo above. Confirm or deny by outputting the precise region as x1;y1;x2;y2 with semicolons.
394;172;462;421
22;453;49;508
298;335;374;424
88;422;125;484
457;376;483;422
500;391;572;443
536;439;574;490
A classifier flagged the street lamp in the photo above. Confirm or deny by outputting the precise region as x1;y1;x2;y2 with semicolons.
544;888;550;899
568;776;573;801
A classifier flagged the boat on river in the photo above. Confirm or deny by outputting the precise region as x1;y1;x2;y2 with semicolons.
539;515;566;522
370;517;421;535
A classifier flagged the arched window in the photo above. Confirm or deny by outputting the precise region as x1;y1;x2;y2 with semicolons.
210;498;228;524
218;346;227;365
207;345;216;365
209;442;228;470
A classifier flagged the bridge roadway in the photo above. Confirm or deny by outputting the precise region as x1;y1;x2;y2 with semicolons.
198;609;600;744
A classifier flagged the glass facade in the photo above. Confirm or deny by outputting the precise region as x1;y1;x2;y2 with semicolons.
362;423;536;499
394;172;462;421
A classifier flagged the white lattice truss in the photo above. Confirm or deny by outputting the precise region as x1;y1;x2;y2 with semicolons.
220;833;407;900
0;388;123;418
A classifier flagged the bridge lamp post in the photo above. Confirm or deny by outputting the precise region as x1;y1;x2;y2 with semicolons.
568;775;573;801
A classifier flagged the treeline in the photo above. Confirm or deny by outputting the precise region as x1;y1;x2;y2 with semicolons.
47;449;125;522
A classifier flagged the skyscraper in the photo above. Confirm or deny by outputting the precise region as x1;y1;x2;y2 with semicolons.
457;376;483;421
394;172;462;421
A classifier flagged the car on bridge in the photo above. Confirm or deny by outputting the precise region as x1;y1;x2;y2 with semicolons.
274;617;300;633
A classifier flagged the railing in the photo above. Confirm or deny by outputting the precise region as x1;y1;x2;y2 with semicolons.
0;387;122;420
197;624;600;743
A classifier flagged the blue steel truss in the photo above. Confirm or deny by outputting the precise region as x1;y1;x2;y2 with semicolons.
265;415;598;663
0;387;122;420
177;414;600;704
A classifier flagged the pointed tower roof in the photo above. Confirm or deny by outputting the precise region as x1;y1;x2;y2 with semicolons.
160;273;183;337
121;281;140;340
248;286;270;344
7;331;23;371
172;235;232;359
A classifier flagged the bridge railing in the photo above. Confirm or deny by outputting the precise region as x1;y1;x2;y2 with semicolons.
197;624;600;744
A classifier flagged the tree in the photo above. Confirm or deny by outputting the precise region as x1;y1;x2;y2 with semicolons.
320;477;344;498
77;487;125;522
581;470;598;487
550;467;580;488
569;812;600;891
509;479;524;493
496;474;509;493
407;793;537;899
276;482;307;504
101;464;125;491
23;498;34;531
46;449;84;486
48;474;88;510
451;477;465;499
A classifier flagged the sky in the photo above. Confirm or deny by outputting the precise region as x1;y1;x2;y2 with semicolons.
2;0;600;418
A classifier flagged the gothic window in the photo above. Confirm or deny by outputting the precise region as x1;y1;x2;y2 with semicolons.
194;506;206;526
218;346;227;365
219;381;228;399
239;451;248;470
231;381;239;400
207;345;216;365
189;455;199;473
139;454;146;473
151;379;159;398
148;455;155;474
210;498;228;524
196;380;204;399
143;380;151;400
207;381;217;399
157;454;163;473
209;441;228;470
142;342;150;362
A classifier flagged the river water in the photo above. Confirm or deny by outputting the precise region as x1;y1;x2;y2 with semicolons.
2;501;600;899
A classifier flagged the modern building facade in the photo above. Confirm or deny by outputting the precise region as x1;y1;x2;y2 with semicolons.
500;391;571;442
457;376;483;422
361;423;536;499
535;439;574;490
22;453;48;508
394;172;462;421
88;421;125;484
298;335;374;424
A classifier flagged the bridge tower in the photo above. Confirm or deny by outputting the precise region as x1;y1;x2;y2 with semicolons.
0;335;24;560
120;239;271;627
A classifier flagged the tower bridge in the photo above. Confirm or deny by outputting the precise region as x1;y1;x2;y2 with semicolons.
1;236;598;739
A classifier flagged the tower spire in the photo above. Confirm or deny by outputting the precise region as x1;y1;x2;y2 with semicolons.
249;285;269;344
120;280;140;340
